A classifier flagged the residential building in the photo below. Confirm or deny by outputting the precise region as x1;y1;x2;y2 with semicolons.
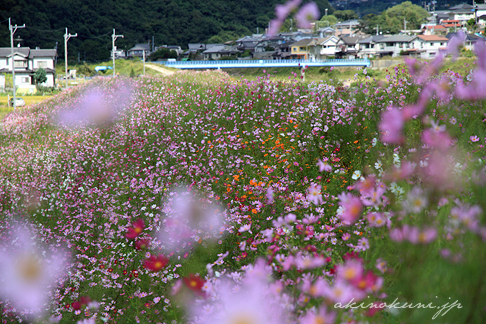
0;47;57;93
336;35;366;59
412;35;449;59
289;38;315;59
312;36;342;59
202;45;240;60
357;35;388;58
374;35;417;57
335;20;360;36
127;43;151;58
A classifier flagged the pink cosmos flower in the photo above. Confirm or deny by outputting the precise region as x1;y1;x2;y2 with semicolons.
470;135;480;143
307;183;323;205
55;82;133;129
294;253;326;270
361;186;386;207
379;108;405;144
317;158;332;172
266;187;274;204
355;237;370;252
336;259;363;282
444;31;466;59
190;274;288;324
275;0;302;20
323;279;366;304
375;259;388;274
338;193;363;225
0;223;69;319
239;223;251;233
158;188;223;252
422;128;452;151
300;306;336;324
295;2;320;29
367;212;386;227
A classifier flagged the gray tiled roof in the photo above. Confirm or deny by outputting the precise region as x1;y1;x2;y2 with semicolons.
375;35;416;43
0;47;30;58
29;49;57;58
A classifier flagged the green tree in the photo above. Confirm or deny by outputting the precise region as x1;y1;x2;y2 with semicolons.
381;1;429;34
320;14;338;26
148;48;178;61
34;68;47;87
333;10;358;21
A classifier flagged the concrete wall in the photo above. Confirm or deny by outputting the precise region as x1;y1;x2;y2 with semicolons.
370;59;402;70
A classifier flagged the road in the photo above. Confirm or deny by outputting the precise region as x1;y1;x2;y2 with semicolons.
145;64;176;76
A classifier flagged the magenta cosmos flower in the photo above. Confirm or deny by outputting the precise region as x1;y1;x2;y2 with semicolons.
191;263;289;324
295;2;320;29
0;223;69;318
158;188;224;252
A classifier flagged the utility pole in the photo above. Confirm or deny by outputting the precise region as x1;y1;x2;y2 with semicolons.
64;28;77;88
404;18;408;31
9;18;25;111
142;49;145;76
374;25;379;35
112;29;124;77
290;19;293;32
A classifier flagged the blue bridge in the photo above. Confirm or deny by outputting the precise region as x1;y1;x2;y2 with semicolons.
155;59;370;70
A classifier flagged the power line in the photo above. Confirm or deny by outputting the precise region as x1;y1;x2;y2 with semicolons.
25;26;64;32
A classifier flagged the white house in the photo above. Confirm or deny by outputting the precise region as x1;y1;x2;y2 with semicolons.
412;35;448;59
0;47;57;93
313;36;342;59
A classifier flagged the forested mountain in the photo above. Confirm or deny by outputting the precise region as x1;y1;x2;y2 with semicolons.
0;0;332;61
332;0;481;16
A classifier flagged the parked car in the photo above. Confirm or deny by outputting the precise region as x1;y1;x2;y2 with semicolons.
9;97;26;107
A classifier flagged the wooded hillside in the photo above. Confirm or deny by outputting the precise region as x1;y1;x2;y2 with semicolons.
0;0;332;61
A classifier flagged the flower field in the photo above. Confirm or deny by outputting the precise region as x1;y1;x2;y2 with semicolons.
0;43;486;323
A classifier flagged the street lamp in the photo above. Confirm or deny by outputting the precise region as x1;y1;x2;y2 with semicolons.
64;28;77;88
112;29;124;77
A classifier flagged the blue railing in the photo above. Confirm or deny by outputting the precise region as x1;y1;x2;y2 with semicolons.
154;59;370;69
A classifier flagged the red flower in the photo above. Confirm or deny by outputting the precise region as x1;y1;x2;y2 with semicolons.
183;274;206;295
135;238;150;250
79;296;91;305
144;254;169;272
126;218;145;239
72;301;81;310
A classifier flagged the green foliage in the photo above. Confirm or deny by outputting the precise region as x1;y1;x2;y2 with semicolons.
359;1;429;34
149;48;178;61
34;68;47;86
130;67;136;78
333;10;358;21
319;14;338;26
0;0;333;61
76;63;95;77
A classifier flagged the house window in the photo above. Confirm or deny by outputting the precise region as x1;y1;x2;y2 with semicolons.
430;43;433;46
14;60;27;68
21;77;30;84
440;42;444;46
37;61;47;68
300;47;305;51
